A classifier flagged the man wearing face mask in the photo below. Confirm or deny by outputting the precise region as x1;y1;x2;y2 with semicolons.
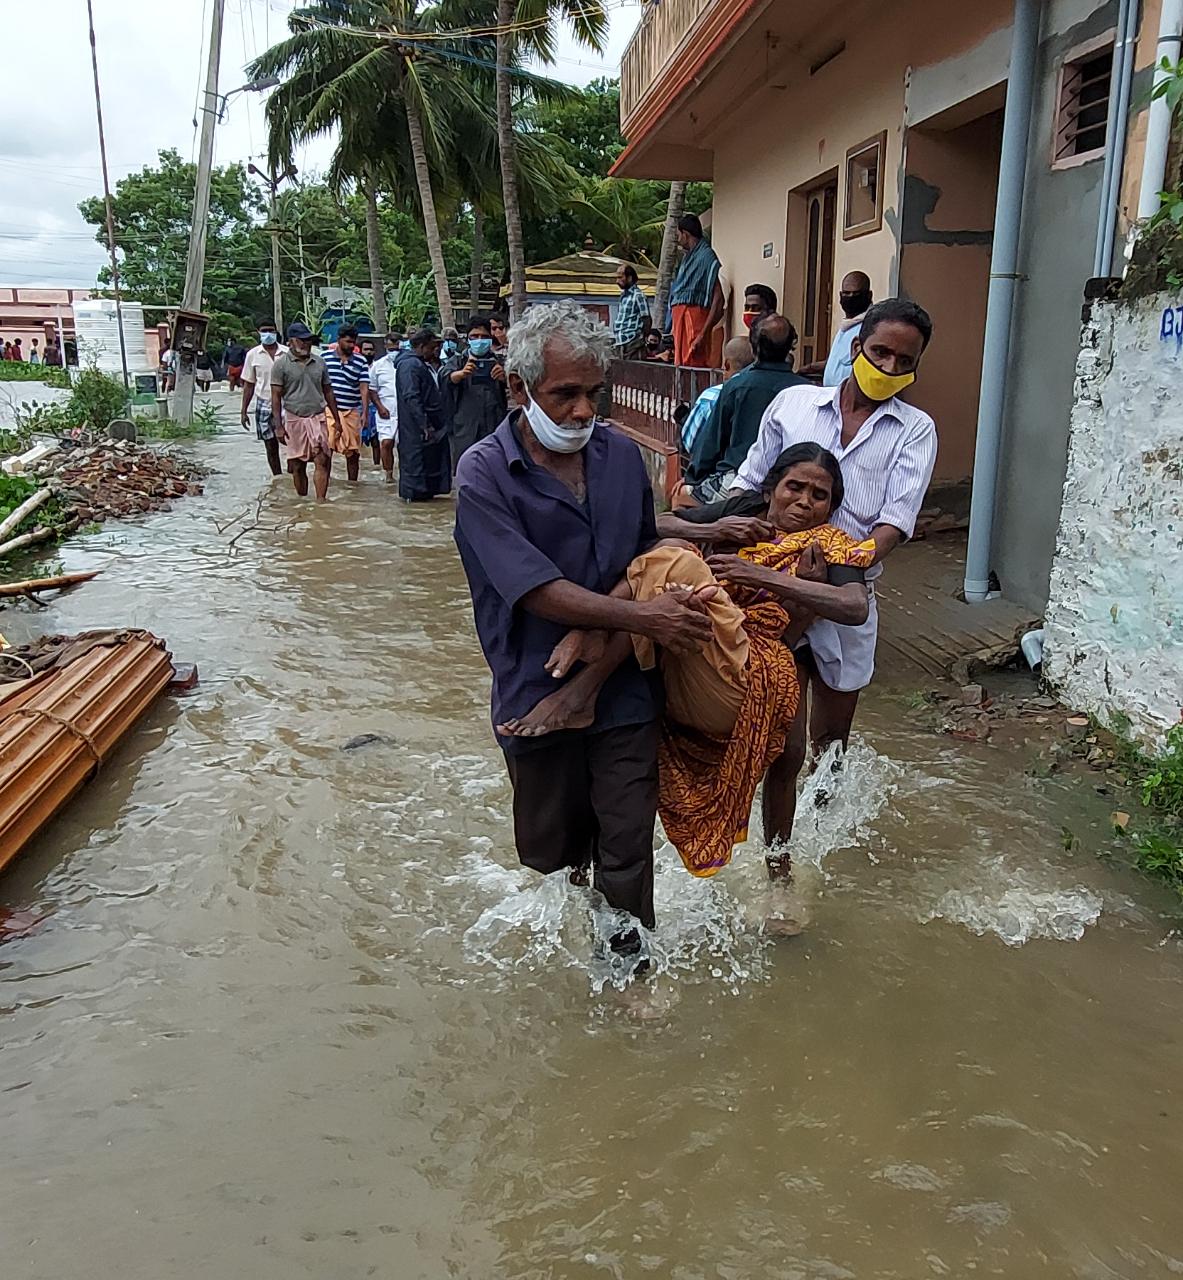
731;298;936;853
741;284;778;336
270;321;344;502
240;319;288;477
824;272;874;386
453;300;713;970
445;314;507;461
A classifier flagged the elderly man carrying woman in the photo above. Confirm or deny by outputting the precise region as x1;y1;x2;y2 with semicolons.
499;443;874;878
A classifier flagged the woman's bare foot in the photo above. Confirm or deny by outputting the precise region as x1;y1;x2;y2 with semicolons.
545;629;609;679
496;681;597;737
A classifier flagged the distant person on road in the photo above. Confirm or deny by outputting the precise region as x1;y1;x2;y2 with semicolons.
240;319;288;477
224;336;248;391
359;337;381;465
669;213;724;367
613;263;649;355
194;347;213;391
270;321;343;502
0;341;8;361
393;326;450;502
322;324;370;484
453;300;712;973
367;335;401;485
10;338;23;362
681;314;806;506
43;340;62;368
28;338;41;366
444;314;507;461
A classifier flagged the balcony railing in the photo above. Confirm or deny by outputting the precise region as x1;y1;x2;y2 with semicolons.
609;358;720;452
620;0;715;127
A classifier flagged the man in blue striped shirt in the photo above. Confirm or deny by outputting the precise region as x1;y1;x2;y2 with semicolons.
613;263;649;355
322;325;371;483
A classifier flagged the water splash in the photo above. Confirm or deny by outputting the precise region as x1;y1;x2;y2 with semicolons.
462;839;768;994
922;859;1104;946
782;738;910;872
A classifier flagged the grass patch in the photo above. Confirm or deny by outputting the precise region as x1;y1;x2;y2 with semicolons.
0;363;70;388
134;402;221;440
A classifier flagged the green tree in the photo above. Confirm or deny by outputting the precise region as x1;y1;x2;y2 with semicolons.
78;148;270;326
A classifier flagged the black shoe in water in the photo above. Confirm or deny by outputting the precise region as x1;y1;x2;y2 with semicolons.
608;927;651;979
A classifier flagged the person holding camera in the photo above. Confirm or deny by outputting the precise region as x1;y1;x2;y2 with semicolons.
444;313;507;461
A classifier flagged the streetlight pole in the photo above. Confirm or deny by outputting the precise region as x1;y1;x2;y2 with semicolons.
174;0;225;427
248;161;296;336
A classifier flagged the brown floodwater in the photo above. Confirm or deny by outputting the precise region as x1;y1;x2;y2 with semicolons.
2;432;1182;1279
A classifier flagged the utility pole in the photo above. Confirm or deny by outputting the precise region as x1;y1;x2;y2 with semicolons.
174;0;225;427
85;0;130;390
269;174;283;334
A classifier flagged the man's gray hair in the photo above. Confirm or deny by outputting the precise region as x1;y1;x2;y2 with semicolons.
504;299;614;389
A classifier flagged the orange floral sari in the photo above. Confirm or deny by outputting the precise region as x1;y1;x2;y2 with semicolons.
657;525;877;877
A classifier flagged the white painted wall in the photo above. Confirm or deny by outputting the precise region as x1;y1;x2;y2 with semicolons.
1044;291;1183;746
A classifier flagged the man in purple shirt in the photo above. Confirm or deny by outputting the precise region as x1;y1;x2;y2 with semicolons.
454;301;711;969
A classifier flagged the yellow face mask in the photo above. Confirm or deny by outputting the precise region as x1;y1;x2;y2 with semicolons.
851;351;915;401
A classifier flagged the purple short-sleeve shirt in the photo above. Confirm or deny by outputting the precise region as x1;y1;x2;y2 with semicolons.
454;411;658;753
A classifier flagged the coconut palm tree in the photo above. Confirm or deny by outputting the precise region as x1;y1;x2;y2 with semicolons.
492;0;609;318
653;181;686;330
252;0;465;329
567;178;667;262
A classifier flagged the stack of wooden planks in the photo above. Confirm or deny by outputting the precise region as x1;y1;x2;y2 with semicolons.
0;631;173;873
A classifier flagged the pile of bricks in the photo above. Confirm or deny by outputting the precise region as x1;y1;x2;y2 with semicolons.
31;442;207;524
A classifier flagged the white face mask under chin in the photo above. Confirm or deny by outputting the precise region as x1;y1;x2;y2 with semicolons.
522;393;594;454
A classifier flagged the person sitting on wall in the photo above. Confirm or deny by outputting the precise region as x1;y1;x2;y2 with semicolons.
669;213;724;368
676;315;807;507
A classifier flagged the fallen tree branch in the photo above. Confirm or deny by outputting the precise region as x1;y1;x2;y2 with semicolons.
0;526;54;560
0;570;99;598
0;487;52;543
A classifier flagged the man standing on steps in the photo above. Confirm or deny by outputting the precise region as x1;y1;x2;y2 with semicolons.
322;325;370;484
270;322;343;502
454;300;713;972
669;213;724;367
240;319;287;477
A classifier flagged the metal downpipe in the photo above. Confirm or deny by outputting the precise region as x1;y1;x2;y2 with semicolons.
963;0;1043;603
1094;0;1139;277
1136;0;1183;221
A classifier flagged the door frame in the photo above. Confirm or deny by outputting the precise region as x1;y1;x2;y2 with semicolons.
785;167;839;368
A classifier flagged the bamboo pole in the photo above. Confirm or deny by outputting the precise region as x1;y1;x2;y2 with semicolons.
0;527;53;560
0;571;99;598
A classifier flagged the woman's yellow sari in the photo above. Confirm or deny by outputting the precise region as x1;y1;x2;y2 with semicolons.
658;524;876;877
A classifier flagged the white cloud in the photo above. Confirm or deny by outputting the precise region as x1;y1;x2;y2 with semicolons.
2;1;641;289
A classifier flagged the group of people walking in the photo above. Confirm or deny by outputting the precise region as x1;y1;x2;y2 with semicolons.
236;314;512;503
454;287;936;977
1;336;59;365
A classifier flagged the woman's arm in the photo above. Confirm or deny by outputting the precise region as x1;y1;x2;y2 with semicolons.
655;511;775;546
706;555;870;626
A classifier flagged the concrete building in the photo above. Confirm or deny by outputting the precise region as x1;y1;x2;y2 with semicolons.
614;0;1171;612
0;286;165;365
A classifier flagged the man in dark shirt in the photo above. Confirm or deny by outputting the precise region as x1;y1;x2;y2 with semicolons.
454;300;711;966
394;327;450;501
684;314;806;504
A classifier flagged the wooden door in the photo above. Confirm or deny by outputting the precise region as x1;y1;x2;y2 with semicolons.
800;178;838;367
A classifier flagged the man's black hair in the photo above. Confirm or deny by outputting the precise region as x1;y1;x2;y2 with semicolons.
677;213;704;240
859;298;933;350
337;325;358;341
466;313;493;334
619;263;639;284
744;283;778;312
258;319;277;330
752;313;798;363
409;326;438;348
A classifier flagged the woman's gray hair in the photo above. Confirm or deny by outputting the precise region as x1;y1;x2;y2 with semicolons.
504;299;614;389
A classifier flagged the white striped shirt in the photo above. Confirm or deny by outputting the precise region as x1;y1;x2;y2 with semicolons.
733;383;938;550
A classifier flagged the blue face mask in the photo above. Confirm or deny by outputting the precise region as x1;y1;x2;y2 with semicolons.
260;331;277;346
468;337;492;357
400;340;412;351
442;339;457;357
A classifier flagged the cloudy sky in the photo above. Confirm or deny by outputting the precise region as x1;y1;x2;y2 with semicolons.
1;0;642;288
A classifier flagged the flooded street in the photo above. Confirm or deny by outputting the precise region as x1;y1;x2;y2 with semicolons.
2;433;1182;1278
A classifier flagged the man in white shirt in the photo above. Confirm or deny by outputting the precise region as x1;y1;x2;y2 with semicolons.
731;297;937;853
240;320;288;476
367;332;401;485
